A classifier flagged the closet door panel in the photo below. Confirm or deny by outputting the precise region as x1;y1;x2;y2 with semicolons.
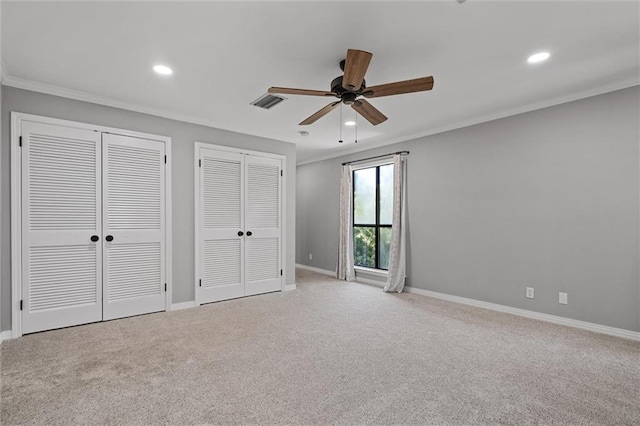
198;149;245;304
244;155;282;296
102;134;166;320
21;121;102;334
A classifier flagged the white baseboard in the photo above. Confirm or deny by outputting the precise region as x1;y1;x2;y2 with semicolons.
0;330;13;344
401;286;640;342
350;278;639;341
295;263;336;276
171;301;196;311
297;265;388;288
284;284;297;291
355;266;389;279
356;277;385;287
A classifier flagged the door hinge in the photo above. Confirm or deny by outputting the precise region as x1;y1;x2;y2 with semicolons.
280;269;283;276
199;159;202;167
19;136;23;147
20;300;23;310
280;170;283;177
164;283;167;292
164;155;167;164
199;279;202;287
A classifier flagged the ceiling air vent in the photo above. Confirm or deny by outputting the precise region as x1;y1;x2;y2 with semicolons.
251;93;287;110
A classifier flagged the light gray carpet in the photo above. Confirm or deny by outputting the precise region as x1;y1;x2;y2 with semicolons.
1;269;639;425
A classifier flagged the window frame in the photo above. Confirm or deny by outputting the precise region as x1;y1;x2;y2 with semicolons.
352;160;393;271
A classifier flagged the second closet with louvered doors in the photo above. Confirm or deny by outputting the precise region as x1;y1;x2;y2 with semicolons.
16;114;170;335
196;144;283;305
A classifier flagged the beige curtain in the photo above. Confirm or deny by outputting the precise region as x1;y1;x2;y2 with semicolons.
384;154;407;293
337;164;355;281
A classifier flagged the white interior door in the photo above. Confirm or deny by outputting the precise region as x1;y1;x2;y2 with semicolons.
198;148;245;304
102;134;166;320
244;155;282;296
21;121;102;334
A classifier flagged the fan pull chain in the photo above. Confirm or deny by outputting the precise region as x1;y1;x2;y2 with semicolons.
355;113;358;143
339;103;343;143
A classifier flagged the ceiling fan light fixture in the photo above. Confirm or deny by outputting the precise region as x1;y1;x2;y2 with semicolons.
153;64;173;75
527;51;550;64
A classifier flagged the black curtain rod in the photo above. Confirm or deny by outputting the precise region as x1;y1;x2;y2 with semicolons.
342;151;410;166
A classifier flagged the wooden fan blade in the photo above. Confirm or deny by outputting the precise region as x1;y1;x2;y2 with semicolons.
362;76;434;98
268;87;336;97
342;49;373;91
299;101;341;125
352;99;388;126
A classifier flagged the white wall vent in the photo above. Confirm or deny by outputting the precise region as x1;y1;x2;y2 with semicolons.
251;93;287;110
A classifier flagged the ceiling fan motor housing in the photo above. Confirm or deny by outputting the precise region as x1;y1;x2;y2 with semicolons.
331;75;366;105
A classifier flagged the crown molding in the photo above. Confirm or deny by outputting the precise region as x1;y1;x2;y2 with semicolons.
1;74;278;143
2;73;637;167
296;77;640;166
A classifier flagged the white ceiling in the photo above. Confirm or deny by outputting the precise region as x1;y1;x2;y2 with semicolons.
2;1;639;164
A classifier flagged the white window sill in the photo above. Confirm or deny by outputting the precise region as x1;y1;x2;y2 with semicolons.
354;266;388;278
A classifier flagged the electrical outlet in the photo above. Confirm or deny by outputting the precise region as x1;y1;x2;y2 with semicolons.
309;253;313;260
559;292;568;305
526;287;534;299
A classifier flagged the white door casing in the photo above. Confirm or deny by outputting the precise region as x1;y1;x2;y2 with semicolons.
197;148;245;304
21;121;103;334
244;154;282;296
102;134;166;320
195;144;284;305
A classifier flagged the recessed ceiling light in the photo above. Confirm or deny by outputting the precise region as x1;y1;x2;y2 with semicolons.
527;52;550;64
345;121;356;126
153;64;173;75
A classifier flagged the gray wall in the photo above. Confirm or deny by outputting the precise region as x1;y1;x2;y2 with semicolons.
297;86;639;332
0;82;3;331
2;86;296;332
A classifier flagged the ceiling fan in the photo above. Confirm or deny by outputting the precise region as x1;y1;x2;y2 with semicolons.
268;49;434;126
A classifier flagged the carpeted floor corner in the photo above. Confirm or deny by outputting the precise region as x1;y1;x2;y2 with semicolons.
1;268;639;425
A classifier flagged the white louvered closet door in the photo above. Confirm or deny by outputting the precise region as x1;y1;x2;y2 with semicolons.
198;149;245;304
21;121;103;334
102;134;166;320
244;155;282;296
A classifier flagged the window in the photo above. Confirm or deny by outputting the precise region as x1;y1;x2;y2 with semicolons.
353;163;393;270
